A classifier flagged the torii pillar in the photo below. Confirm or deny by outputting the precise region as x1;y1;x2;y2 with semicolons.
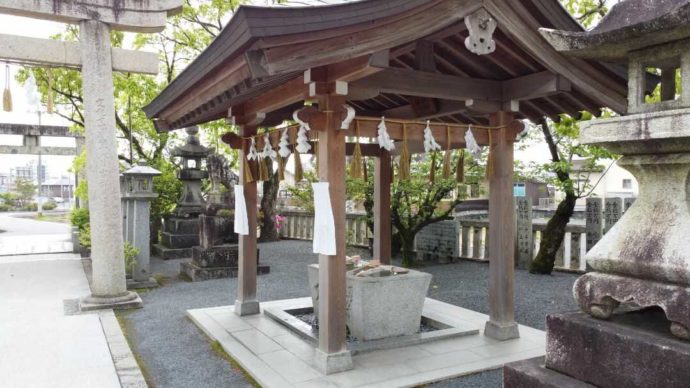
0;0;183;310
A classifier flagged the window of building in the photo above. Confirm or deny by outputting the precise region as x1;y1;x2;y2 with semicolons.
622;179;632;189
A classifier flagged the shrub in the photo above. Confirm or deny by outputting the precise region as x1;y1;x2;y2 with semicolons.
124;241;140;273
22;203;37;211
79;224;91;250
0;204;9;212
70;208;90;232
42;201;57;211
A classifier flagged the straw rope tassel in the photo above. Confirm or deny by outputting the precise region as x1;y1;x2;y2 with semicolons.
243;140;254;183
277;156;285;181
486;130;495;179
429;152;437;184
362;155;368;183
399;124;410;180
442;126;452;179
294;148;304;182
3;64;12;112
350;122;363;180
47;69;54;114
456;149;465;183
313;132;319;173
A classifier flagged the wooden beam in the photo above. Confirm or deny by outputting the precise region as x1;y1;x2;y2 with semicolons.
240;76;307;119
374;150;392;264
502;71;571;101
0;33;159;74
352;67;502;101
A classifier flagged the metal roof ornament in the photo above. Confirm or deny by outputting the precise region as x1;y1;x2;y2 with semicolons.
464;8;497;55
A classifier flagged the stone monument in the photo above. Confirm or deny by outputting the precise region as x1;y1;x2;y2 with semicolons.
121;163;160;289
154;127;209;259
506;1;690;386
181;152;269;281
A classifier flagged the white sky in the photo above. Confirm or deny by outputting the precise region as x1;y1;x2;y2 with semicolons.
0;0;620;178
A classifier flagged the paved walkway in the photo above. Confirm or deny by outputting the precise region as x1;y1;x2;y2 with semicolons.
0;213;72;255
0;253;121;388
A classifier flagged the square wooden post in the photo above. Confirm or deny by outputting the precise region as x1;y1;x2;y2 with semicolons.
314;94;353;374
485;112;520;340
374;150;392;264
235;124;260;316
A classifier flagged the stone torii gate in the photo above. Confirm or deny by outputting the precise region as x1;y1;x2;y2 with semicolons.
0;0;183;310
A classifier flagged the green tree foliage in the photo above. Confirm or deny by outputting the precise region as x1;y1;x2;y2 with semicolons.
13;178;37;207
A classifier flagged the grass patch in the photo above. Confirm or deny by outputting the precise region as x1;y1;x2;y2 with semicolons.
153;273;169;286
35;213;71;223
115;311;155;387
210;340;261;388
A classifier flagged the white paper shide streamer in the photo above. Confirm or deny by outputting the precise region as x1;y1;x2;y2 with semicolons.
376;117;395;151
262;133;277;161
423;120;442;153
233;185;249;235
311;182;336;255
247;137;258;161
293;111;312;154
278;129;291;158
465;126;482;160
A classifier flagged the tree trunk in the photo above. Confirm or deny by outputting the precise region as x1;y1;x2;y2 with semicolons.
400;232;416;267
259;163;280;242
529;192;577;274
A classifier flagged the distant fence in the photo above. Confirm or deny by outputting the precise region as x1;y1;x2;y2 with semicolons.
279;196;635;272
417;196;636;273
278;210;370;247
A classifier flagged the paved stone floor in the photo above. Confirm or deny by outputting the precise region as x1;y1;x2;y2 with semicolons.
189;298;545;387
0;253;121;388
123;240;579;388
0;212;72;255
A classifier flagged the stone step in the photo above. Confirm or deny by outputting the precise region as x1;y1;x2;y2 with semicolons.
152;244;192;260
504;357;594;388
191;245;260;268
160;232;199;249
180;261;270;282
544;311;690;388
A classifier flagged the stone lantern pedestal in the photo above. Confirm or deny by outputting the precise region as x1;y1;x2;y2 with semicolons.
505;1;690;386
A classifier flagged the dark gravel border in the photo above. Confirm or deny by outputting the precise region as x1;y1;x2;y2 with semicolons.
119;240;578;388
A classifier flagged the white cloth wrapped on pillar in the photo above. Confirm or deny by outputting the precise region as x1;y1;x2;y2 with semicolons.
234;185;249;235
312;182;336;255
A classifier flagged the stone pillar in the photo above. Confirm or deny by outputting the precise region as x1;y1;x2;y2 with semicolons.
603;197;623;234
585;197;603;251
373;150;392;264
516;197;533;269
623;197;636;213
485;112;519;341
314;94;353;375
79;20;141;310
121;165;160;288
235;124;259;316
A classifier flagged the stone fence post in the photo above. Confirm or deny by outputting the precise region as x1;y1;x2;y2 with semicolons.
604;197;623;234
585;197;603;251
516;197;533;269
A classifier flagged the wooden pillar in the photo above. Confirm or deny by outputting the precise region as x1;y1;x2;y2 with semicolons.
374;150;392;264
314;94;353;374
485;112;520;341
235;124;260;316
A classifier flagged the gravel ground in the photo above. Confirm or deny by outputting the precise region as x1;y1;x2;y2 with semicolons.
120;240;578;388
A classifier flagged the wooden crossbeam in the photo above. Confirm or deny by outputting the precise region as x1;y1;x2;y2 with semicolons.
502;71;571;101
0;33;159;75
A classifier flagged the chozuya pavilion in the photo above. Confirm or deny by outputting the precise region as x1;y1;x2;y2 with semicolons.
144;0;630;385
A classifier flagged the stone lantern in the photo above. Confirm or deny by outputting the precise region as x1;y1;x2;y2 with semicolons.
171;126;209;217
121;163;161;288
505;2;690;387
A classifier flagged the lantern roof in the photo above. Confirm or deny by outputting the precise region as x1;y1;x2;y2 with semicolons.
539;0;690;62
123;163;161;177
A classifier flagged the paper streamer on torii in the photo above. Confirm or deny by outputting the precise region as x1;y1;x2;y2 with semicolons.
234;185;249;235
312;182;337;255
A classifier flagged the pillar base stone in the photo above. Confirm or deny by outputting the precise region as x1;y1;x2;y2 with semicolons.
484;320;520;341
80;291;143;311
234;299;260;316
313;349;353;375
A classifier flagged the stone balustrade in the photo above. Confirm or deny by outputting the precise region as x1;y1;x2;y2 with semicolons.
278;210;370;247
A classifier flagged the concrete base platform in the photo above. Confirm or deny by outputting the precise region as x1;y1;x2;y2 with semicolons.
181;261;270;281
188;297;545;387
503;357;594;388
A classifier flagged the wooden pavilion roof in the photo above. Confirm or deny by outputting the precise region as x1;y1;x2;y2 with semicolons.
144;0;633;131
